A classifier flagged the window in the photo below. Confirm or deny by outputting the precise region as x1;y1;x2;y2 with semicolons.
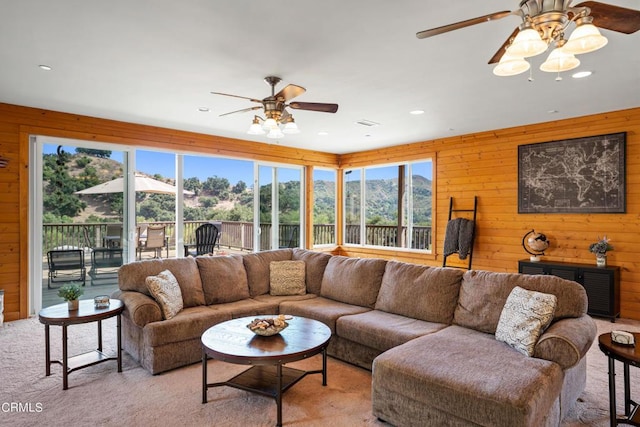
343;159;432;251
313;168;336;246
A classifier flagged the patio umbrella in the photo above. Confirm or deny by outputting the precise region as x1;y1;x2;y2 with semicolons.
74;174;194;195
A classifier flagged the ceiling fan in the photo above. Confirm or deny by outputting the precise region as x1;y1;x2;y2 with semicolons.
416;1;640;75
211;76;339;138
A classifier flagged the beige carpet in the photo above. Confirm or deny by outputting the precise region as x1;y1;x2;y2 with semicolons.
0;316;638;427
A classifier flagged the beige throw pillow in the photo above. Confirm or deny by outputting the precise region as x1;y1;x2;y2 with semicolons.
495;286;557;357
145;269;183;320
270;260;306;296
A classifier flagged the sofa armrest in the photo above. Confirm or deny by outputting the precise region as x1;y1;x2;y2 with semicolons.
534;315;597;369
112;289;162;328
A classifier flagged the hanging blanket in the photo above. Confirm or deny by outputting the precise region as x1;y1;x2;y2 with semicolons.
443;218;475;260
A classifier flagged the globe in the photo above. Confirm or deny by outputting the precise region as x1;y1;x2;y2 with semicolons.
522;230;550;261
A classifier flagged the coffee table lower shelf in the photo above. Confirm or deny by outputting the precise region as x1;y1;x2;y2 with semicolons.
204;364;323;399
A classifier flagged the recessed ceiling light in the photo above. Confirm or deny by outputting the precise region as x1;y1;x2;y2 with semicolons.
318;131;329;136
548;109;559;114
572;71;592;79
198;107;210;112
409;110;425;115
38;64;52;71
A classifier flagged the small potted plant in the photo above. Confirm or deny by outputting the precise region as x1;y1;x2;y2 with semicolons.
589;236;613;267
58;283;84;310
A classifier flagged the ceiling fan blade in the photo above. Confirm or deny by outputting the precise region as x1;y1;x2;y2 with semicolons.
219;106;262;117
488;27;520;64
211;92;262;103
575;1;640;34
289;102;339;113
416;10;512;39
275;84;306;102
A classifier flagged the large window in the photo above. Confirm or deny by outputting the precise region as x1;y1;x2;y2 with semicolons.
313;168;336;246
343;160;432;251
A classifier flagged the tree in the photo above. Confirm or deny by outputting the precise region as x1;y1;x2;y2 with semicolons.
75;148;111;158
184;177;203;196
43;151;86;218
232;180;247;194
203;176;230;197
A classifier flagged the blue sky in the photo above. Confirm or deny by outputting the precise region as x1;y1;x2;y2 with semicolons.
44;144;431;184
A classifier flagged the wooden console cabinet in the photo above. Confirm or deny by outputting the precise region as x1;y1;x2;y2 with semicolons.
518;259;620;322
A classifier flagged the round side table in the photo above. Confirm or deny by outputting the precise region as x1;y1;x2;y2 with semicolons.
599;332;640;426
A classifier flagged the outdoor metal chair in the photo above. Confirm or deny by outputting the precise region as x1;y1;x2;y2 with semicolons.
184;223;220;256
89;247;123;284
137;225;168;259
103;224;123;248
47;249;86;289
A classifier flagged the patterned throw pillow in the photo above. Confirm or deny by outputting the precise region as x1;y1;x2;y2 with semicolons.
270;260;306;296
495;286;557;356
145;270;183;320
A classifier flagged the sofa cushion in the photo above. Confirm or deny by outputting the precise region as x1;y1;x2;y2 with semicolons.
375;262;463;324
453;270;588;334
280;296;370;333
143;306;231;347
496;286;557;356
145;270;183;320
270;260;306;296
243;249;293;296
337;310;447;352
197;255;250;304
292;248;331;295
119;258;205;308
372;325;564;427
320;256;387;308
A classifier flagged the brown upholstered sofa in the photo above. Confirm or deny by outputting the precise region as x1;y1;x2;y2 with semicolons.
112;248;596;427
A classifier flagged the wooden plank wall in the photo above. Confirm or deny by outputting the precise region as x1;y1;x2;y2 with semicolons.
1;102;639;321
339;107;640;320
0;103;338;321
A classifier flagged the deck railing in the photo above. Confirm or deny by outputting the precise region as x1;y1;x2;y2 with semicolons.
42;221;431;253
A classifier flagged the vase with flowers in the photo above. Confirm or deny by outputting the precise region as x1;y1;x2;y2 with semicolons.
589;236;613;267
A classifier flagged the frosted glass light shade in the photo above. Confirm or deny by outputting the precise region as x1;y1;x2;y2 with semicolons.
507;27;547;58
282;121;300;134
266;128;284;139
493;55;530;76
564;23;608;54
262;118;278;130
247;122;265;135
540;47;580;73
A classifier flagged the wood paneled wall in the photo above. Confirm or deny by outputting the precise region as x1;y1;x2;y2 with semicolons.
339;107;640;320
1;102;639;321
0;103;337;321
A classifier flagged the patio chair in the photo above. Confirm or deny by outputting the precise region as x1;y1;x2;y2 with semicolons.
89;247;123;285
279;226;299;248
47;249;86;289
137;225;168;259
184;223;219;257
103;224;123;248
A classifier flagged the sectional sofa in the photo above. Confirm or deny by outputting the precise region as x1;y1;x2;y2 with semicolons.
112;248;596;426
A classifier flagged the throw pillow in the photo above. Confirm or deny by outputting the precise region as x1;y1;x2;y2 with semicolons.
270;260;306;296
145;269;183;320
495;286;557;357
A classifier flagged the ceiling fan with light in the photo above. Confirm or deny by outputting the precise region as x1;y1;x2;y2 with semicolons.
416;0;640;77
212;76;339;139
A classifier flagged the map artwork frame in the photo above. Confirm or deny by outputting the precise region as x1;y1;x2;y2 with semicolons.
518;132;626;214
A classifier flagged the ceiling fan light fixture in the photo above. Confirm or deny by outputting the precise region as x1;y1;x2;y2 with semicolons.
564;18;608;55
506;25;547;58
262;117;278;130
493;55;530;76
540;46;580;73
247;116;266;135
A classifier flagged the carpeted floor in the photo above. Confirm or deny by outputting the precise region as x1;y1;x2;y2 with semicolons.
0;316;638;427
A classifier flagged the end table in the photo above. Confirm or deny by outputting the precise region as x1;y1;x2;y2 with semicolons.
599;332;640;426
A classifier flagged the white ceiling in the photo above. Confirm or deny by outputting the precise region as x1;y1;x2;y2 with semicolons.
1;1;638;155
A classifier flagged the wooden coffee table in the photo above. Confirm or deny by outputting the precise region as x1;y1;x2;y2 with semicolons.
38;299;124;390
599;332;640;426
201;315;331;427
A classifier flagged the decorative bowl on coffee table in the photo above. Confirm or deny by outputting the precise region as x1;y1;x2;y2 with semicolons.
247;316;289;336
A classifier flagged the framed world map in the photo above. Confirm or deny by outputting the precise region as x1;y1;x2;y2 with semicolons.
518;132;626;213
